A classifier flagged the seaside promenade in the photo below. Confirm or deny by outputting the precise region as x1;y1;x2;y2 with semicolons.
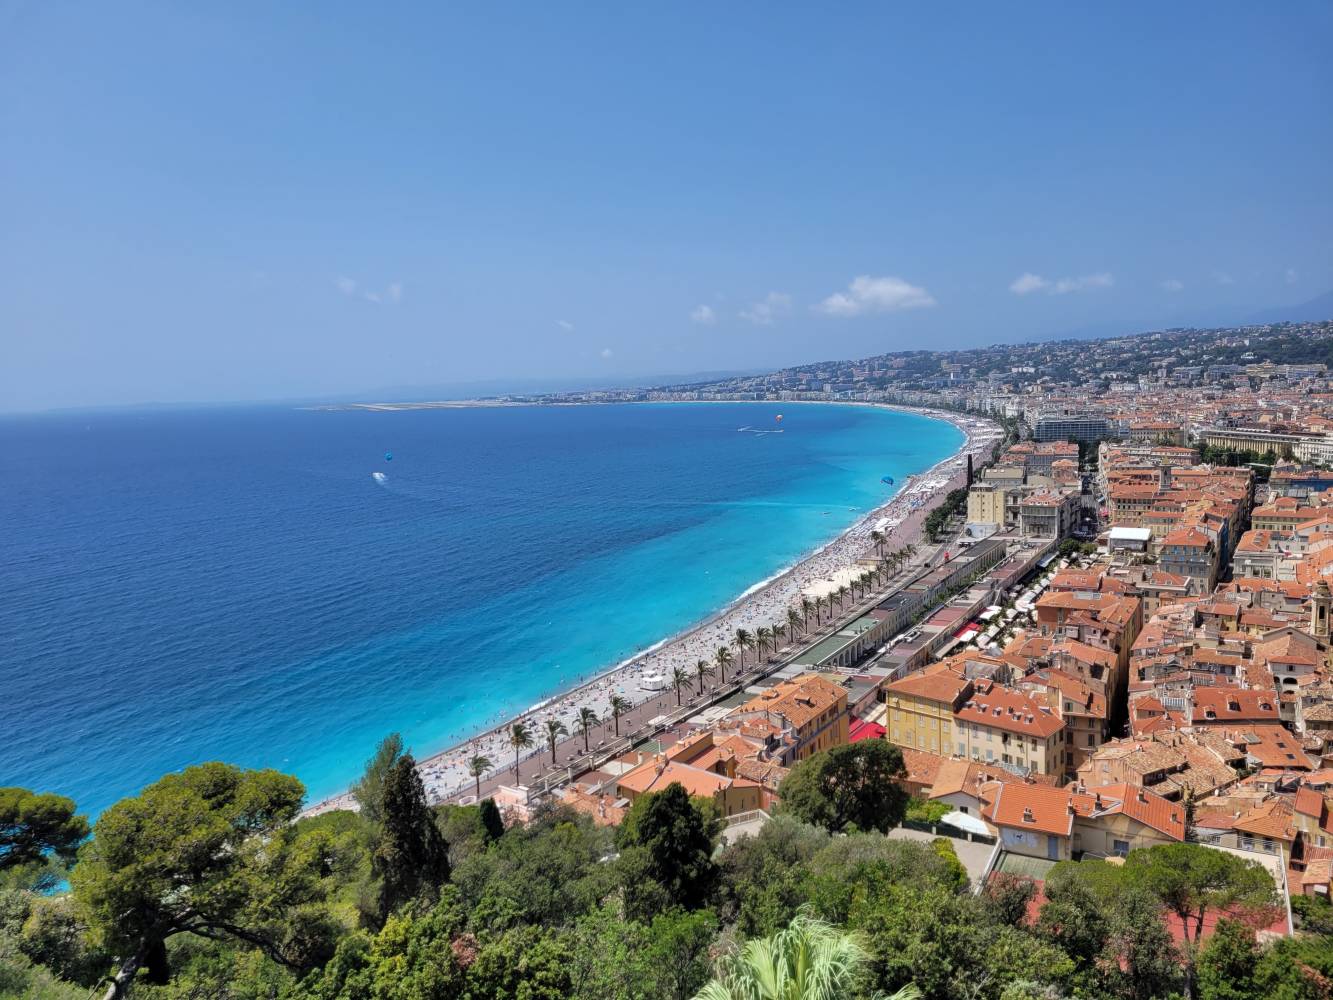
306;404;999;816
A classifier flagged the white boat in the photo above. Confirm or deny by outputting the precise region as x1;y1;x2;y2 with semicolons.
371;471;387;483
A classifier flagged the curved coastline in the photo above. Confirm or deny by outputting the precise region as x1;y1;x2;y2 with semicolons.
304;400;993;815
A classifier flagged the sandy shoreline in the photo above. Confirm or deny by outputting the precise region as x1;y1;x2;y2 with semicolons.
304;401;999;815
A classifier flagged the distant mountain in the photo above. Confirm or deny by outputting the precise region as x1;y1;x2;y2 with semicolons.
1245;289;1333;325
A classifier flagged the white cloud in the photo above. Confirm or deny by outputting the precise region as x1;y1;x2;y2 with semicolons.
556;319;575;331
600;347;614;359
1213;271;1235;286
1051;272;1114;294
1009;273;1049;295
1286;268;1299;285
739;292;792;325
690;304;716;325
815;275;936;317
1010;271;1114;296
337;276;403;305
1160;278;1184;293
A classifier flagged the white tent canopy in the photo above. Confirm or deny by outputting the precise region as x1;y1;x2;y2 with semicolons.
940;810;991;837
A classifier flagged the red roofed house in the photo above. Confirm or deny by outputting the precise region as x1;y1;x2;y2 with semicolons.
1191;687;1280;727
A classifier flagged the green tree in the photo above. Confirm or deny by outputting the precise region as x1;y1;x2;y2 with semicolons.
734;629;754;670
756;626;774;662
372;755;450;921
695;658;714;695
478;797;505;843
0;788;88;870
1124;842;1278;945
672;667;690;706
715;646;734;684
1197;918;1259;1000
350;733;404;828
467;754;492;801
610;695;631;736
696;911;919;1000
70;763;320;999
545;717;569;764
577;707;599;752
617;784;719;920
508;721;533;782
778;742;909;834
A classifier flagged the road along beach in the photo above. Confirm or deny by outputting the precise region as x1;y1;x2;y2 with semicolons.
305;402;1001;814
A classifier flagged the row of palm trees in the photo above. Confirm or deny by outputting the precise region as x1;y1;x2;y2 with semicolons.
465;540;922;799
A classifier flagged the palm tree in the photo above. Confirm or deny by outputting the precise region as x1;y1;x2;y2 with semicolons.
772;622;786;649
800;597;814;630
694;912;921;1000
787;607;803;639
734;628;753;670
467;754;492;800
694;658;714;694
671;666;689;706
714;645;733;684
577;707;599;752
836;585;849;612
609;695;630;736
870;528;884;557
816;595;830;624
755;626;773;662
508;721;533;782
544;717;567;764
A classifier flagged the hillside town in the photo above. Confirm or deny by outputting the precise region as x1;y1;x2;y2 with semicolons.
477;319;1333;942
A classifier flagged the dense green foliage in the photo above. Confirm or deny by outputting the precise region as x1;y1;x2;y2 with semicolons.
779;741;909;834
0;788;88;875
923;487;969;543
1;742;1326;1000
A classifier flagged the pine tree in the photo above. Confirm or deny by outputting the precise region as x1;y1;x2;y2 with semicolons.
373;755;450;919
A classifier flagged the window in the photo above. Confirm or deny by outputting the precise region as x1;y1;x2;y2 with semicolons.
958;742;965;755
1087;733;1095;747
1112;839;1130;857
986;748;994;760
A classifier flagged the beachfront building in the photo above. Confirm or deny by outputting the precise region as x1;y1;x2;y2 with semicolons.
966;483;1008;537
728;673;849;763
1018;490;1080;540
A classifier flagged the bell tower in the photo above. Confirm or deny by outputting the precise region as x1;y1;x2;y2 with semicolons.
1312;579;1331;640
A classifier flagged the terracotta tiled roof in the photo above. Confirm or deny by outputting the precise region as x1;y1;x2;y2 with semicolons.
1191;687;1279;724
1082;782;1186;840
954;681;1064;738
981;781;1077;837
887;668;971;705
735;673;847;728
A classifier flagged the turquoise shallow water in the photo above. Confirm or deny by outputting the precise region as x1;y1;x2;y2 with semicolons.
0;402;961;815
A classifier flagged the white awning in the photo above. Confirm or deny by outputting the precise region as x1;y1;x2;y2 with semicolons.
940;810;991;836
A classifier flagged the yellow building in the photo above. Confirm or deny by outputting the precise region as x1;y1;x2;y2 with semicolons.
967;484;1007;528
885;667;971;755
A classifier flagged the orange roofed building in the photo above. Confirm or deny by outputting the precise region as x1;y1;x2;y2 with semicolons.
729;672;850;764
615;755;763;817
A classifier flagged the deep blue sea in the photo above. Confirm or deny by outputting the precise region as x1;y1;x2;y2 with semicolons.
0;402;961;816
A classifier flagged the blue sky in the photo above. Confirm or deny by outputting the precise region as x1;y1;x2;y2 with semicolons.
3;3;1331;411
